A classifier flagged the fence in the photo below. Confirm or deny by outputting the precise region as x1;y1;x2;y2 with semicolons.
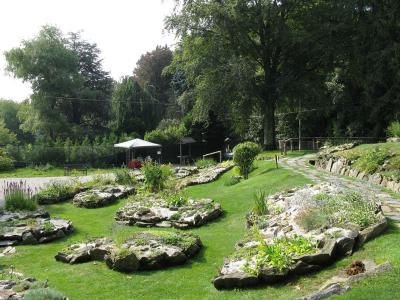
278;137;386;151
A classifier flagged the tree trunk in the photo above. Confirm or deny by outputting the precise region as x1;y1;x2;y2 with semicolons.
263;102;276;150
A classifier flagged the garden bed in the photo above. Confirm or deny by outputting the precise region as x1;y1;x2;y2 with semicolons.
0;209;73;247
72;185;134;208
115;193;222;229
315;143;400;193
55;231;202;272
213;183;387;289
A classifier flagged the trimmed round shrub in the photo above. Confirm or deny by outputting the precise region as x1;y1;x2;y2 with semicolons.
233;142;261;179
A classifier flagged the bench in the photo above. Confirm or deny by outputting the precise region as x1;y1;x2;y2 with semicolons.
64;164;88;176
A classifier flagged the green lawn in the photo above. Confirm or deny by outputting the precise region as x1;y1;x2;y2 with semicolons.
0;167;117;178
2;160;399;299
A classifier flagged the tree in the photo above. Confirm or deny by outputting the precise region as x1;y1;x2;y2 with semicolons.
133;45;173;123
110;76;156;136
0;119;17;145
5;25;113;139
167;0;342;148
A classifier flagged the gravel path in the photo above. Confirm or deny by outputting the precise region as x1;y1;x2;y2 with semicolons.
280;154;400;222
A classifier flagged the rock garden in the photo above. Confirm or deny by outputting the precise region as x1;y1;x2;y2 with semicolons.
115;193;222;229
213;182;387;289
55;231;202;272
0;210;73;247
315;142;400;193
72;185;134;208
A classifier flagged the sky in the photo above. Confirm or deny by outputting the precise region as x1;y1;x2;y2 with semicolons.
0;0;176;102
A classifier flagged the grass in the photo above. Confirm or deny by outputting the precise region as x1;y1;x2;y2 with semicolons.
0;166;117;178
1;159;399;299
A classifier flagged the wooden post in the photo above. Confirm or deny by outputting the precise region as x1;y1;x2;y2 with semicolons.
290;139;293;152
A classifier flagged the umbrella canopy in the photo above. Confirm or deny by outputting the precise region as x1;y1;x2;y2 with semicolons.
114;138;161;149
179;137;196;144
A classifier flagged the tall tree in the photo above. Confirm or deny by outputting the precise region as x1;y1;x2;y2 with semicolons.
133;45;173;123
167;0;340;148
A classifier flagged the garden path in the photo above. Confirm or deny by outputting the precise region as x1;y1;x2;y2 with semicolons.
280;154;400;222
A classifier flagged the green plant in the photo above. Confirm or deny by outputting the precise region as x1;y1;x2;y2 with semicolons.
114;168;135;186
253;190;268;216
42;221;55;233
4;181;37;212
387;121;400;138
142;162;172;192
195;158;217;168
353;147;390;173
23;288;65;300
36;180;80;204
224;176;240;186
245;234;317;275
296;209;330;231
233;142;262;179
0;149;14;171
164;191;189;207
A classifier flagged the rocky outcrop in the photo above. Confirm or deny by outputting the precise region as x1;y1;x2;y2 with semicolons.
55;231;202;273
315;148;400;194
72;185;134;208
174;166;199;179
178;163;234;188
213;183;387;289
0;210;73;247
115;194;222;229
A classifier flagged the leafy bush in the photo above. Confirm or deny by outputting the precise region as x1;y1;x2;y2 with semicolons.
142;162;172;192
0;149;14;171
145;124;187;144
195;158;216;169
246;233;317;274
163;191;189;207
233;142;262;179
24;288;65;300
114;168;136;186
353;147;390;173
224;176;241;186
387;121;400;138
253;190;268;216
4;181;37;212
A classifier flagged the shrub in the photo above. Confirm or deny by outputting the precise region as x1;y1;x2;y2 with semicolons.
114;168;136;186
142;162;172;192
353;147;390;173
253;190;268;216
195;158;216;169
23;288;65;300
0;149;14;171
387;121;400;137
4;181;37;212
145;124;187;144
224;176;240;186
233;142;262;179
36;180;80;204
163;191;189;207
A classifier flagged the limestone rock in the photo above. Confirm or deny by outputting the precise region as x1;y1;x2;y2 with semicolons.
213;273;260;290
73;185;134;208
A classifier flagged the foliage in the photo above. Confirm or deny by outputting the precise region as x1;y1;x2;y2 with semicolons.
4;181;37;212
0;119;17;145
5;25;113;139
353;147;390;174
297;191;381;231
144;123;187;144
224;176;240;187
195;158;216;169
0;149;14;171
113;168;136;186
36;180;80;203
246;233;317;274
24;288;65;300
142;162;172;192
253;190;268;216
163;190;189;207
43;221;56;233
233;142;261;179
387;121;400;138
